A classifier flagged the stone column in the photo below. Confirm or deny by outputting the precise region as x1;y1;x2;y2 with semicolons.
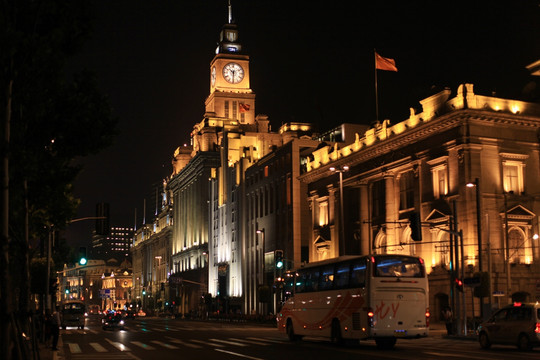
360;183;370;255
385;174;398;252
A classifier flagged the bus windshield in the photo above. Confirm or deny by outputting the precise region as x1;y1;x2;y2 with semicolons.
373;255;424;278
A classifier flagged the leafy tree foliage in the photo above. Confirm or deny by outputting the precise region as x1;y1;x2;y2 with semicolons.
1;0;118;313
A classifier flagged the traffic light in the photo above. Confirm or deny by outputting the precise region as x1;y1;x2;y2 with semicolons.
409;212;422;241
455;278;464;292
78;247;87;265
275;250;284;270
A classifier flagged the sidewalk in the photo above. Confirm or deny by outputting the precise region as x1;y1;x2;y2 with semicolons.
38;335;63;360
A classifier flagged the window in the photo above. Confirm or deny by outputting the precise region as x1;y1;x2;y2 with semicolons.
224;101;229;118
233;101;237;119
334;263;350;289
500;153;528;194
371;180;385;220
350;259;366;287
503;161;524;193
399;171;415;210
318;200;329;226
319;265;334;290
431;164;448;199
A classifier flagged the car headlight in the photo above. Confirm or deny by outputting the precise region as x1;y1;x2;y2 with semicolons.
119;320;124;325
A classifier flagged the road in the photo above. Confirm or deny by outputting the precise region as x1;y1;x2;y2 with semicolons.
56;316;539;360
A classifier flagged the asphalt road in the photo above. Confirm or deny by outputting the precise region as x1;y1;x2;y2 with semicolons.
53;316;539;360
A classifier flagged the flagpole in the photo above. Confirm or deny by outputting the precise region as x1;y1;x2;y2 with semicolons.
374;49;379;122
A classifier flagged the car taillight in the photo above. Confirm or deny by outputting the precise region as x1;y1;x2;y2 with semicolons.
367;308;374;327
535;322;540;334
425;308;430;327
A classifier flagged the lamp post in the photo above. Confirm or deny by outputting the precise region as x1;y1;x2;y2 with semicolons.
330;165;349;255
467;178;483;318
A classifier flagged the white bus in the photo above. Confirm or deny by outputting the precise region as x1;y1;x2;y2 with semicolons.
277;254;430;348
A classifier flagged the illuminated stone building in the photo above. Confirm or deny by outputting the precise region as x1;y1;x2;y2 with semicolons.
132;182;173;313
301;84;540;319
58;259;132;312
243;125;320;314
166;7;323;315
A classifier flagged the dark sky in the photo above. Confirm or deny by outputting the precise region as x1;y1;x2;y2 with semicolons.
65;0;540;248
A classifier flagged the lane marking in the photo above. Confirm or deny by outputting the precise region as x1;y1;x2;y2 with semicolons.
229;337;269;346
210;338;248;347
246;337;285;344
150;340;179;349
105;338;131;351
191;339;225;348
215;348;264;360
67;343;82;353
90;342;108;352
130;341;156;350
165;337;203;349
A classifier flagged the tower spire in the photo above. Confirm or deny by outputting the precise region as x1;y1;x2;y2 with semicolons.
228;0;232;24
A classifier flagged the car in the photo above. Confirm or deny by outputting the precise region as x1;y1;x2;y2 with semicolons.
477;302;540;351
102;313;125;330
137;309;146;317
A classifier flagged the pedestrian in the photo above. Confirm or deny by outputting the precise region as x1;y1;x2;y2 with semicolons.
442;306;453;335
51;306;61;350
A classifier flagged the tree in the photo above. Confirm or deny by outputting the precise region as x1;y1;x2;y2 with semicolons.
1;1;118;358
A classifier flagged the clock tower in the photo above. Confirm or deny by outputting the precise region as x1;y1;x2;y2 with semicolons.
205;2;255;124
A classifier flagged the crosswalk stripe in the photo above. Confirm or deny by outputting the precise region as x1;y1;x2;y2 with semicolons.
105;338;131;351
191;339;225;348
131;341;156;350
165;338;203;349
210;338;248;347
150;340;179;349
90;342;108;352
228;338;269;346
246;337;285;344
67;343;82;353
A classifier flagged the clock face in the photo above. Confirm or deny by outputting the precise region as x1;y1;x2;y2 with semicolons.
211;66;216;86
222;62;244;84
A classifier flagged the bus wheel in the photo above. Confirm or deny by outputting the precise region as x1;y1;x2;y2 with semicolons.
375;337;396;349
286;319;301;341
330;319;343;345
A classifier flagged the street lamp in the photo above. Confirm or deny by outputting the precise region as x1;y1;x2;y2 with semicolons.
330;165;349;255
466;178;482;272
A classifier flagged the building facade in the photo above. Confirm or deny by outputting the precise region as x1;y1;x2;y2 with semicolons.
301;84;540;321
132;182;173;313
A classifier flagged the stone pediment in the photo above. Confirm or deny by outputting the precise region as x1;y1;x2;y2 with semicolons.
502;204;535;220
425;209;450;223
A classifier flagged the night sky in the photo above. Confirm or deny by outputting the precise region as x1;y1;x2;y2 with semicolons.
65;0;540;248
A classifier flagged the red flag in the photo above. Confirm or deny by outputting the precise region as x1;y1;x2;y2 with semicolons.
239;103;250;113
375;52;398;72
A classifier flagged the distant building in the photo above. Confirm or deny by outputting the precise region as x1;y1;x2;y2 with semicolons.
91;226;134;262
58;258;133;312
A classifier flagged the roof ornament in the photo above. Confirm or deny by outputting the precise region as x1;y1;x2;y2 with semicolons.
228;0;233;24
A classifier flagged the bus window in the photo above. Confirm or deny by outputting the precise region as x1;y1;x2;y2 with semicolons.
295;271;306;293
350;259;366;287
305;268;320;292
319;265;334;291
374;256;424;278
283;272;295;299
334;262;350;289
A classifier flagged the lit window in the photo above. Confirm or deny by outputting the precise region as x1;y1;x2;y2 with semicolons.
431;164;448;199
318;200;329;226
500;153;527;194
503;161;524;193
